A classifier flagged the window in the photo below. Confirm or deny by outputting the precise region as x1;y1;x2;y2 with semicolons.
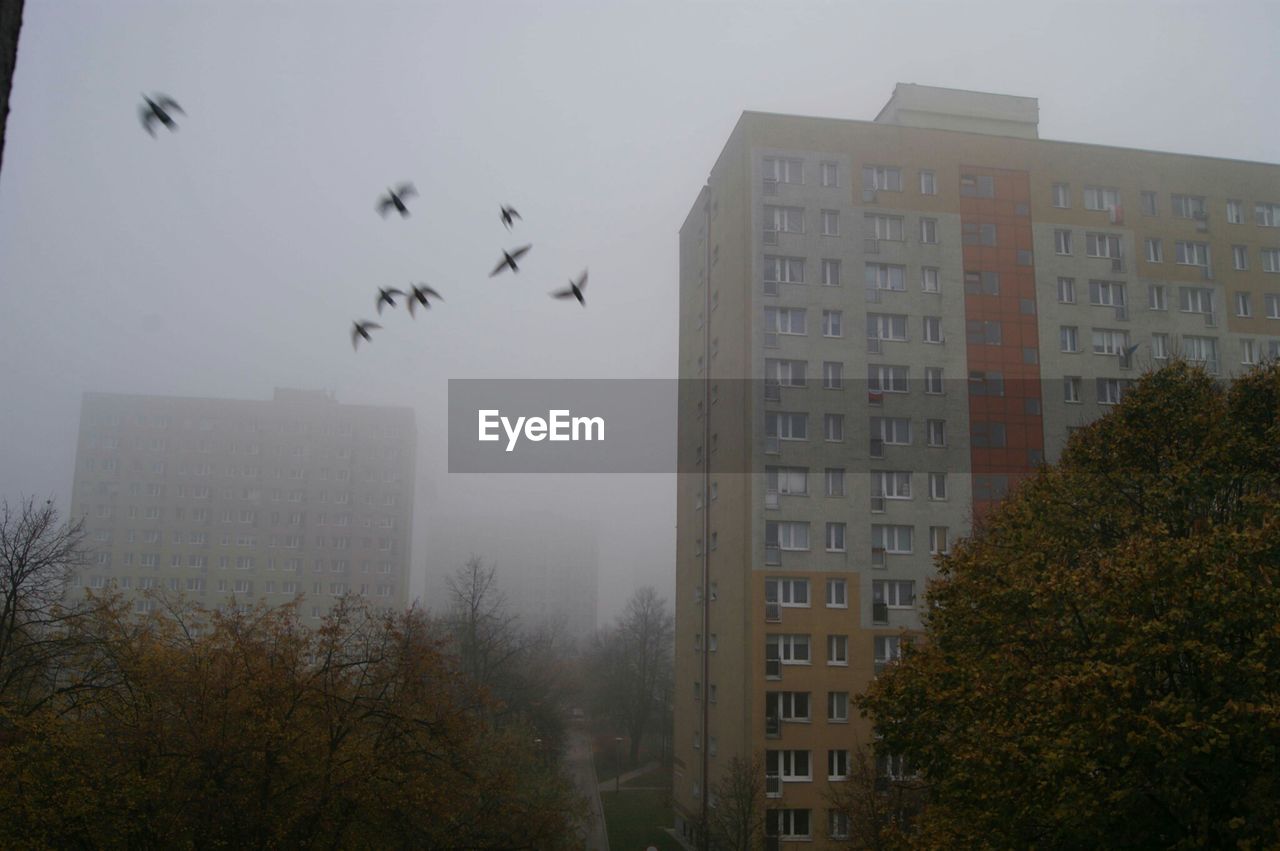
830;810;851;840
929;472;948;500
921;266;940;292
764;205;804;233
826;579;847;607
1092;329;1129;355
821;259;841;286
827;634;848;665
821;209;839;236
765;576;810;606
763;156;802;184
1083;186;1121;211
866;263;906;291
871;524;913;554
874;636;902;672
767;633;812;664
766;412;807;440
868;365;909;394
872;416;912;445
1172;194;1206;219
923;316;944;343
768;691;811;722
959;173;994;198
766;522;810;552
1237;292;1253;317
1151;333;1169;360
765;358;807;387
1242;339;1258;365
824;413;844;442
1055;229;1073;255
865;214;904;241
823;362;842;389
872;471;912;500
1179;287;1214;314
1145;238;1163;262
1089;280;1126;307
971;420;1007;447
1227;199;1244;224
1140;191;1157;216
827;691;849;722
965;270;1000;295
920;218;938;244
962;222;997;246
828;749;851;781
822;309;843;337
1148;284;1167;310
926;419;946;447
1086;232;1122;258
1060;326;1079;353
825;468;845;497
765;466;808;496
866;313;908;341
1051;183;1070;208
1175;241;1211;267
930;526;949;554
968;370;1004;397
763;255;805;284
967;319;1001;345
825;522;846;552
1233;245;1249;270
924;367;944;395
1063;376;1081;403
919;170;936;195
820;161;838;187
1057;276;1076;303
863;166;902;192
1256;202;1280;227
1269;294;1280;319
1183;336;1218;368
1264;249;1280;273
767;749;812;782
874;580;914;609
769;809;812;840
765;306;807;335
1097;377;1131;405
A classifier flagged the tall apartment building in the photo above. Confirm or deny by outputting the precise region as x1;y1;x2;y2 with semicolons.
69;389;416;618
673;84;1280;846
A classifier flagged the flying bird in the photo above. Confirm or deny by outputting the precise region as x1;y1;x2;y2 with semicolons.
140;94;184;136
376;287;406;314
377;183;417;218
501;205;521;229
551;270;589;306
407;284;443;317
351;320;382;350
490;245;532;277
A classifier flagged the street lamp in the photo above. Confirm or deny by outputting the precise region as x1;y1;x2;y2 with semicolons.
614;736;624;793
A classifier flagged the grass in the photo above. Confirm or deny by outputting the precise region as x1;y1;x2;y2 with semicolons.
600;788;683;851
621;764;672;789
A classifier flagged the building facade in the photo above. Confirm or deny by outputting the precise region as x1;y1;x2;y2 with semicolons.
674;84;1280;846
68;389;416;618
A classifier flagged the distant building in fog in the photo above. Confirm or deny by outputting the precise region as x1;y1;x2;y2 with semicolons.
68;389;416;619
425;509;598;640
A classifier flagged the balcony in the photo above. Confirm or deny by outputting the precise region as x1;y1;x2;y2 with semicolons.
765;602;781;623
763;177;778;197
764;490;779;510
870;495;886;513
872;602;889;624
764;383;781;402
763;228;778;246
872;547;887;569
765;658;781;680
765;772;782;798
867;337;883;355
765;545;781;566
869;438;884;459
765;715;781;738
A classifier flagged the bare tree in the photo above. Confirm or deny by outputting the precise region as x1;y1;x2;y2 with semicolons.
0;496;87;711
589;586;673;765
702;754;766;851
445;557;521;692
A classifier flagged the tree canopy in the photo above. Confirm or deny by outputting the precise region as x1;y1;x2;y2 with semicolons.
861;361;1280;850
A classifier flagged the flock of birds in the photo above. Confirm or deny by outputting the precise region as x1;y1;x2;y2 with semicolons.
139;93;590;352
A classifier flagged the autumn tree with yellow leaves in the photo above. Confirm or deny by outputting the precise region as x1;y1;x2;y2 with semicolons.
861;361;1280;849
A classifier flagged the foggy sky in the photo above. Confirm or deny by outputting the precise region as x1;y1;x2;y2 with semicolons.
2;0;1278;623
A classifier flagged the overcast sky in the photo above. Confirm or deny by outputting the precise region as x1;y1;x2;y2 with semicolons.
2;0;1277;622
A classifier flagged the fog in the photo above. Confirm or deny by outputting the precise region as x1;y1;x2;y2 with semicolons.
2;0;1277;623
